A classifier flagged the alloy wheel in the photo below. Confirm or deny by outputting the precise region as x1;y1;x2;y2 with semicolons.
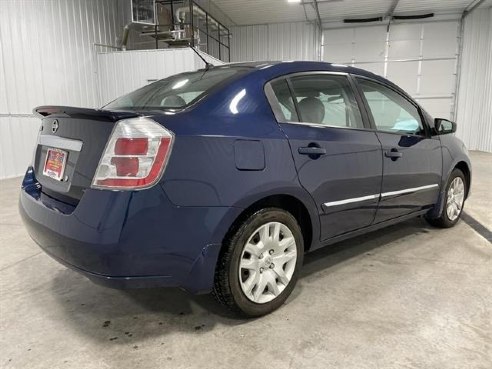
446;176;465;221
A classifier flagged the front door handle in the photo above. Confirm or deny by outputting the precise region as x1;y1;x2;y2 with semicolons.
298;146;327;156
385;148;403;161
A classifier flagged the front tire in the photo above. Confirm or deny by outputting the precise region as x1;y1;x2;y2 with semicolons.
213;208;304;317
426;168;467;228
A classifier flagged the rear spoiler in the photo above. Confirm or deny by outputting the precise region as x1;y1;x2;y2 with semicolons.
34;106;139;122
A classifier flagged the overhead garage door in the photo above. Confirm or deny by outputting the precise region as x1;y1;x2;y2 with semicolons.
322;21;459;120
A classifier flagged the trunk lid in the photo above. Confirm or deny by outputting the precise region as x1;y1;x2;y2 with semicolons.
33;106;139;203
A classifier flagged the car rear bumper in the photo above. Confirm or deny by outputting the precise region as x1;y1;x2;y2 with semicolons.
32;243;181;289
19;167;241;293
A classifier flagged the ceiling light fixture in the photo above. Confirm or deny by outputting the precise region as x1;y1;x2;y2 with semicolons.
287;0;301;3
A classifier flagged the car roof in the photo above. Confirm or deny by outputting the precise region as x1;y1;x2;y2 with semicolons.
212;60;408;100
216;60;372;76
199;61;389;86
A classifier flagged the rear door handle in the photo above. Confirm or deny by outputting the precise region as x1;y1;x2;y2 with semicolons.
298;146;327;156
385;149;403;160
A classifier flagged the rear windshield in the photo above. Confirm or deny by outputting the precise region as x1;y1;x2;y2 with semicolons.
104;67;250;111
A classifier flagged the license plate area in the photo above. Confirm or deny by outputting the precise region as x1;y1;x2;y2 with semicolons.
43;148;67;181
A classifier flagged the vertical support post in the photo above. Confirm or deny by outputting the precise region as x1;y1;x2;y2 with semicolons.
453;14;466;121
312;0;322;33
154;0;158;49
170;0;174;26
155;24;158;49
218;25;221;61
189;0;194;47
206;13;209;55
228;29;231;62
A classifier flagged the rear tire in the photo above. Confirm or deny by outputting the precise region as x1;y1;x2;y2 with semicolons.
213;208;304;317
426;168;466;228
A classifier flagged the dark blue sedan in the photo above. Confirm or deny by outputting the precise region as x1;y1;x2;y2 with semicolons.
20;61;471;316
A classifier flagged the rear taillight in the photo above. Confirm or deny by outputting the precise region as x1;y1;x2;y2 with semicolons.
92;117;174;190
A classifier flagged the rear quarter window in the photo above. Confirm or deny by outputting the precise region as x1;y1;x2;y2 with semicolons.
105;67;251;111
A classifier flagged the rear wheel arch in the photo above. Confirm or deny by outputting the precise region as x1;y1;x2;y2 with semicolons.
213;207;305;316
223;194;315;254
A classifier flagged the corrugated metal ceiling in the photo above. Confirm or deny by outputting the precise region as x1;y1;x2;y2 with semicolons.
211;0;479;25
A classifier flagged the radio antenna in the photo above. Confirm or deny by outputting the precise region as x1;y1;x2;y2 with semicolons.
189;43;213;70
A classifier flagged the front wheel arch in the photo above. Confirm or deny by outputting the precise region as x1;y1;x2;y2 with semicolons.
427;167;467;227
428;160;471;220
454;161;471;199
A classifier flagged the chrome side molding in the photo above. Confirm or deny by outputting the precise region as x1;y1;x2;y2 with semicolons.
323;184;439;208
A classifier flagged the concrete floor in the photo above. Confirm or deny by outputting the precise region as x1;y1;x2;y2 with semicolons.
1;151;491;369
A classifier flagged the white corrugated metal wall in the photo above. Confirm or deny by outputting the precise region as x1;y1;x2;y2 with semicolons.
229;22;321;62
0;0;126;179
98;49;224;106
455;7;492;152
0;1;223;179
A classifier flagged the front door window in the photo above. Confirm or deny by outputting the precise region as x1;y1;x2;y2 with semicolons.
357;79;425;136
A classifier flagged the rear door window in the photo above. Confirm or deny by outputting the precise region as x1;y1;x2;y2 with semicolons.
268;74;364;129
289;75;364;129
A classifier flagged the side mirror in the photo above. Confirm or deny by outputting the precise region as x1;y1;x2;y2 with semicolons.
434;118;456;135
